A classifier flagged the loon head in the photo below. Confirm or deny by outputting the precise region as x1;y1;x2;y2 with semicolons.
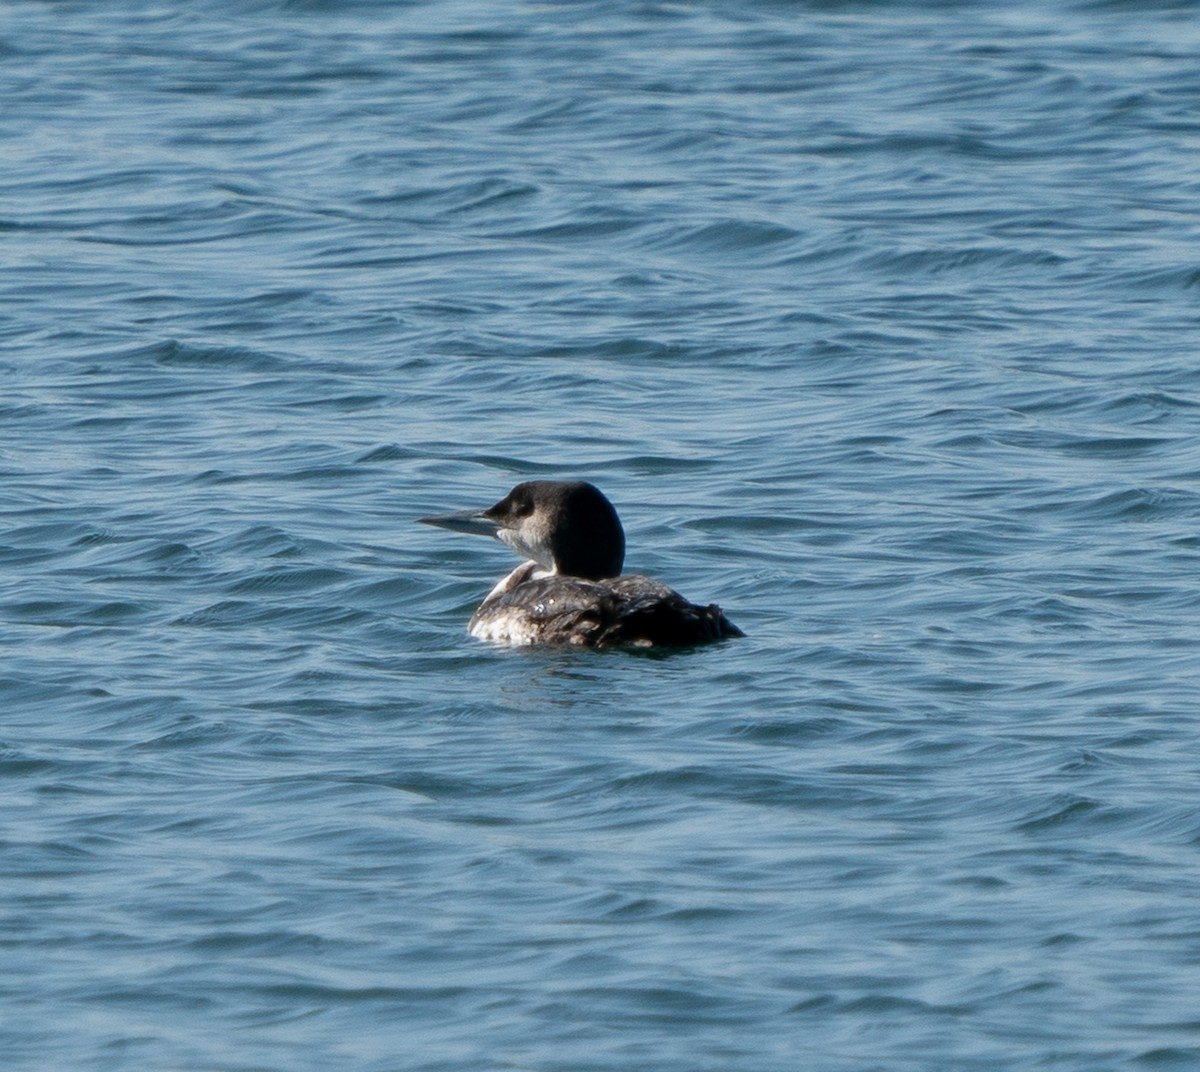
419;480;626;580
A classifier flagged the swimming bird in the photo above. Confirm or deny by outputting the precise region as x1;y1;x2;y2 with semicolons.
419;480;743;648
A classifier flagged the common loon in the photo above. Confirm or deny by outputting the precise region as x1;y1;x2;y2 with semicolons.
419;480;743;648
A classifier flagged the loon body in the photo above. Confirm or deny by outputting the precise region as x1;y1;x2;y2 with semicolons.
419;481;743;649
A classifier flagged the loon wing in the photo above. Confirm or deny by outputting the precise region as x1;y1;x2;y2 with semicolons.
469;575;620;646
470;572;742;648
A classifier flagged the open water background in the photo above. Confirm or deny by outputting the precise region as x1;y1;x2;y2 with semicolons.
4;1;1200;1069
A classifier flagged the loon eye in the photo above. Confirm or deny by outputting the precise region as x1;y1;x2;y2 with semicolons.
512;496;534;518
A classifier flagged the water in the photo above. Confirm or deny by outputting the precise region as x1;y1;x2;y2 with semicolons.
4;1;1200;1068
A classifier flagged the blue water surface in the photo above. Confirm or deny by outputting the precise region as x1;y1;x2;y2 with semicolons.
4;1;1200;1069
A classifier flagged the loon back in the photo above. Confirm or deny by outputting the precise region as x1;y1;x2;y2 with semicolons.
468;562;744;649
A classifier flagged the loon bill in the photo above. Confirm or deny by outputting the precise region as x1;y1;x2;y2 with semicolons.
418;480;744;648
